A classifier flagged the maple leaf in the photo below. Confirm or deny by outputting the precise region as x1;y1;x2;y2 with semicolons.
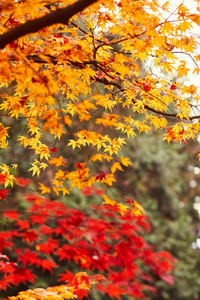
39;183;51;195
22;230;39;244
16;219;30;230
170;83;177;90
111;162;124;173
15;177;32;187
40;225;54;235
124;196;144;215
41;259;58;273
59;270;74;282
29;213;47;225
49;156;66;166
0;232;14;251
3;210;20;221
82;186;93;195
143;82;151;92
14;267;36;284
106;283;126;299
48;146;58;152
0;189;10;200
16;249;42;267
94;170;107;181
82;186;104;196
0;173;7;184
120;156;132;167
28;162;40;177
36;239;58;255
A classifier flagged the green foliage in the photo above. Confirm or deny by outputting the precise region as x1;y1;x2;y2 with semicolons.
115;133;200;300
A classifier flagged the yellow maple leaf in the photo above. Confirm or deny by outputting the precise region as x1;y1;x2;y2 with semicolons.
111;162;124;173
0;123;9;140
64;115;72;126
49;156;65;166
102;194;129;216
28;164;40;177
120;156;132;167
39;183;51;194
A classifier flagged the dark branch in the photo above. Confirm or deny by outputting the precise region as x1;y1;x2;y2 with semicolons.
25;55;102;69
0;0;98;49
94;78;200;121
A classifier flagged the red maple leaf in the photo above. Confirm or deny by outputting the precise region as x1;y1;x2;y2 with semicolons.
41;259;58;273
49;146;58;152
170;82;176;90
75;162;85;169
24;193;41;202
0;173;7;184
15;177;32;187
143;82;151;92
0;189;10;200
16;219;30;230
106;283;126;299
29;213;47;225
40;225;54;235
94;170;107;181
136;81;151;92
14;267;36;284
0;232;14;251
22;230;39;244
59;270;74;282
37;239;58;255
82;186;104;195
4;210;20;221
82;187;93;195
15;249;42;267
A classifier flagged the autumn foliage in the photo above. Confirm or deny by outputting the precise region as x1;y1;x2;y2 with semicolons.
0;0;200;298
1;189;175;299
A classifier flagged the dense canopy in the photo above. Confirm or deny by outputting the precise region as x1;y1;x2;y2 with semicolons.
1;0;200;299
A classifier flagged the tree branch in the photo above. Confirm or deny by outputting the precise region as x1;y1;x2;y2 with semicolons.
0;0;98;49
94;77;200;121
9;52;200;122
